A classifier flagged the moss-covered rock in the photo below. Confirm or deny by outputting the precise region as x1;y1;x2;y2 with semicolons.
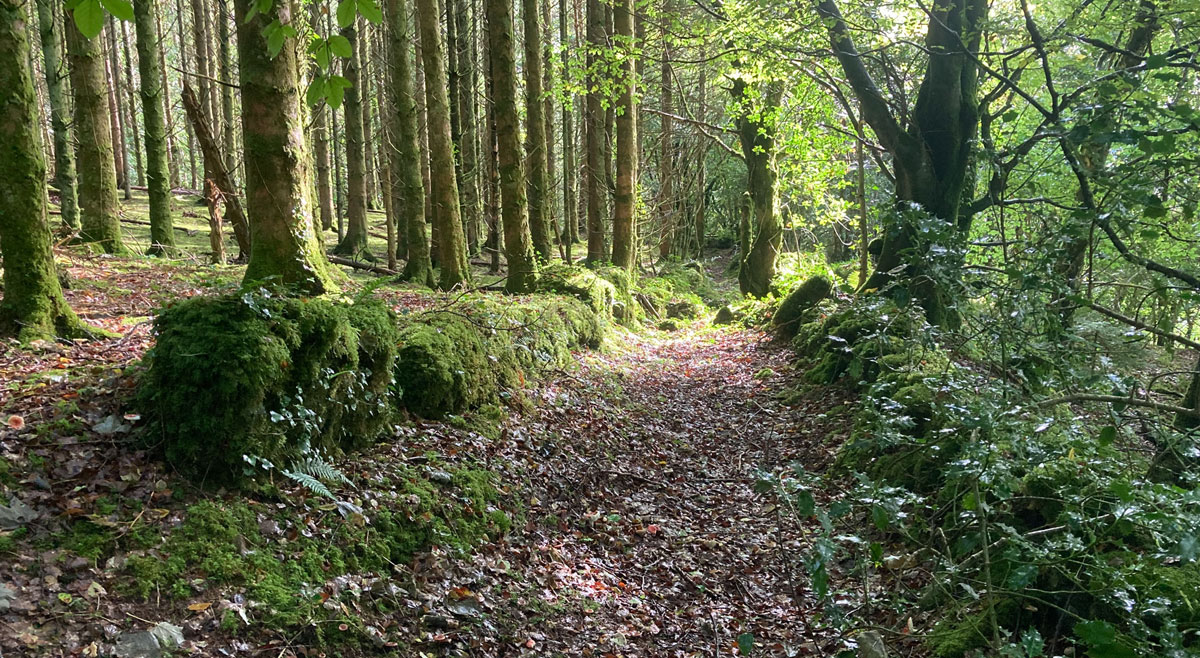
714;306;739;325
137;293;399;479
536;264;617;322
773;275;833;337
394;295;603;418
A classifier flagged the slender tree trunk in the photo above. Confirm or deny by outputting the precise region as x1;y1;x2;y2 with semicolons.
413;19;436;264
332;23;372;258
560;0;575;263
658;13;674;260
181;82;250;254
119;20;144;187
542;0;559;259
105;23;132;200
0;0;89;341
522;0;552;263
175;0;197;189
610;0;636;270
217;0;236;179
584;0;605;263
455;0;481;256
65;11;126;253
416;0;470;288
694;61;706;257
154;8;180;188
234;0;338;293
385;0;434;287
483;47;501;273
134;0;177;255
34;0;79;231
361;25;378;210
313;102;335;232
487;0;539;291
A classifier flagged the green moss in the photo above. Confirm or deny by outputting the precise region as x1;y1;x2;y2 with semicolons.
136;293;399;480
394;295;603;418
773;275;833;337
537;264;618;322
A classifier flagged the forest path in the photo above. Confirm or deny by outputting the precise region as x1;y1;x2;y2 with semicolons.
430;327;849;656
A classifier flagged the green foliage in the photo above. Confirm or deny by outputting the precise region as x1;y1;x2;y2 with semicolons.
536;264;618;322
136;291;399;481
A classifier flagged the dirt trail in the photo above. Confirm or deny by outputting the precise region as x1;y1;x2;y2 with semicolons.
425;327;850;657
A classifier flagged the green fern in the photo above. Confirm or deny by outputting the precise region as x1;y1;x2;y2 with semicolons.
281;470;335;500
292;455;351;485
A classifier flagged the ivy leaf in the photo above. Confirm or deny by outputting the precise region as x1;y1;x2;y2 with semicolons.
736;633;754;656
266;23;286;58
336;0;356;28
328;34;353;58
1098;425;1117;446
357;0;383;24
72;0;105;39
99;0;134;21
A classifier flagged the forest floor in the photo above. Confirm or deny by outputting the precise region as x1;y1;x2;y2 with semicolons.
0;204;861;656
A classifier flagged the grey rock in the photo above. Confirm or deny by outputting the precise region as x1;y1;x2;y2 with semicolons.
857;630;888;658
0;495;37;529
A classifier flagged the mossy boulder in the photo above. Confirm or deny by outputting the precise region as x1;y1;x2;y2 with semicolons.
773;275;832;337
393;295;603;418
536;264;617;322
714;306;739;325
137;293;399;480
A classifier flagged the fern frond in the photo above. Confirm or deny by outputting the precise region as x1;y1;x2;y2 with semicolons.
282;470;335;500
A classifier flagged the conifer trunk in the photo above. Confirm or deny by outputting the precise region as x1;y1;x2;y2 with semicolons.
133;0;177;255
332;23;371;258
560;0;575;263
487;0;539;291
416;0;470;288
34;0;79;231
0;0;88;341
217;0;235;178
658;12;674;260
234;0;338;294
385;0;435;287
104;24;131;200
154;8;180;188
610;0;637;270
584;0;605;263
119;21;143;188
65;11;126;253
455;0;481;256
523;0;552;262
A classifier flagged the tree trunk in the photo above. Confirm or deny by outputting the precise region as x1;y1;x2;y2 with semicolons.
154;8;180;188
455;0;481;256
313;102;335;232
65;11;126;254
559;0;575;263
104;23;131;200
361;24;378;211
584;0;605;263
416;0;470;288
733;79;781;298
657;13;673;260
385;0;435;287
217;0;236;178
332;23;372;259
487;0;539;291
0;0;89;341
181;82;250;255
133;0;177;255
119;20;144;188
413;18;436;264
522;0;553;262
610;0;636;270
34;0;79;231
542;0;558;259
175;0;197;189
816;0;986;325
483;49;501;273
234;0;338;294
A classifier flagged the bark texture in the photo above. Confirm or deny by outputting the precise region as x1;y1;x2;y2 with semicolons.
486;0;539;292
234;0;338;294
65;11;126;253
610;0;637;270
34;0;79;231
522;0;552;262
133;0;177;255
332;23;371;258
0;0;88;341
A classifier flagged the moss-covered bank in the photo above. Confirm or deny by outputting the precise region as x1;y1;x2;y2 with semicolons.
138;287;607;480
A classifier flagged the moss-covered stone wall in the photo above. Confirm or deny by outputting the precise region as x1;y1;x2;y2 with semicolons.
138;288;607;480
